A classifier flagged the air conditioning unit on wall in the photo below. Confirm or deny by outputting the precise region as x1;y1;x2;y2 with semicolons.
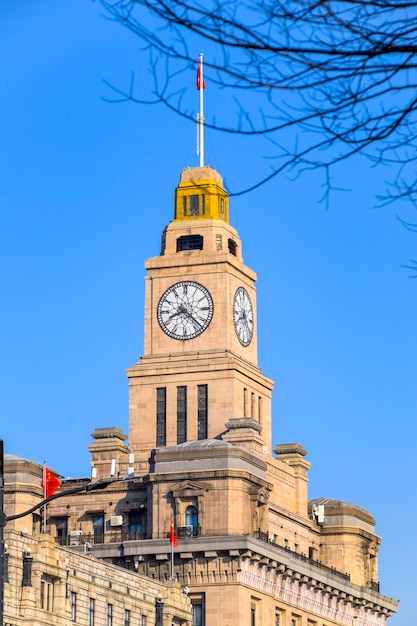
110;515;123;527
69;530;82;545
177;525;194;537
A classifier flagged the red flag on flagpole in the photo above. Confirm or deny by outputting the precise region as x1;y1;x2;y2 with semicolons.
42;467;61;498
196;64;206;91
169;520;178;547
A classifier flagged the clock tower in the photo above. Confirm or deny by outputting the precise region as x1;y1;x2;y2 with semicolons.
127;165;274;468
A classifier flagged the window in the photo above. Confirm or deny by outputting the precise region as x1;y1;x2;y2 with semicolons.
219;197;225;217
228;238;237;256
107;604;113;626
251;392;255;418
32;513;41;536
189;195;199;215
156;387;167;446
251;605;256;626
197;384;208;440
40;578;55;611
243;388;248;417
275;609;285;626
3;553;8;583
128;511;143;540
185;505;199;535
124;609;131;626
160;226;167;255
201;195;205;215
141;616;147;626
258;396;262;423
183;196;187;217
71;592;77;622
215;234;222;250
92;514;104;544
89;598;95;626
177;235;203;251
291;615;301;626
191;595;204;626
55;517;68;544
192;604;203;626
177;386;187;444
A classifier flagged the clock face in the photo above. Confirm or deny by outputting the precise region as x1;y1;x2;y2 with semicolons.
233;286;254;346
157;280;214;340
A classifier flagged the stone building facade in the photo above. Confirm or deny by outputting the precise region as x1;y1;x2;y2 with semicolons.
3;455;192;626
3;165;398;626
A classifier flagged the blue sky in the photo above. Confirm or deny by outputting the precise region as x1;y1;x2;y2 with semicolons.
1;3;416;624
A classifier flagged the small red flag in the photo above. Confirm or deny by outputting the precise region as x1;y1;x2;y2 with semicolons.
42;467;61;498
196;65;206;91
169;520;178;547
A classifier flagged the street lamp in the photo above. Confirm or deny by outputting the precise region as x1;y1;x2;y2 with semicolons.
155;596;164;626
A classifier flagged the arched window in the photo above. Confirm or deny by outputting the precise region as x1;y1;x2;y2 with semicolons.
185;505;199;535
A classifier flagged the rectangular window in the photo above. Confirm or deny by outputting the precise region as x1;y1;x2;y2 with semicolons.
183;196;187;217
177;385;187;444
89;598;95;626
197;384;208;440
201;194;205;215
251;598;260;626
55;517;68;544
219;197;225;217
258;396;262;423
124;609;130;626
189;195;199;215
251;392;255;418
128;511;143;540
215;234;222;250
156;387;167;446
177;235;203;251
32;513;41;536
92;514;104;544
191;595;204;626
40;581;45;609
71;592;77;622
291;615;301;626
40;579;54;611
107;604;113;626
243;388;248;417
228;238;237;256
275;609;286;626
141;616;147;626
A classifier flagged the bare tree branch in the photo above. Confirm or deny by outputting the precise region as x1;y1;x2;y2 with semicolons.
99;0;417;206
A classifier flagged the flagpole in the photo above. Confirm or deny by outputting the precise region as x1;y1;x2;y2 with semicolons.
43;460;47;533
169;520;177;580
199;53;204;167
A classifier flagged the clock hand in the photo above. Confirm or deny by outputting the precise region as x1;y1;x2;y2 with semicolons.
167;308;181;321
184;311;203;330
